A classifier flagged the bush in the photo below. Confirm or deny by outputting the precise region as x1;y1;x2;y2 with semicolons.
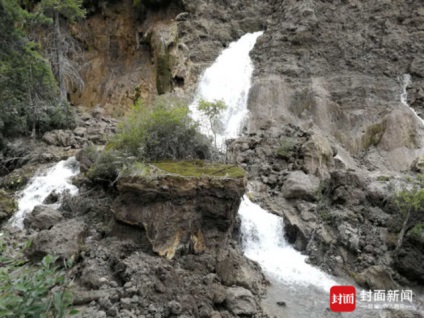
87;150;128;184
0;238;76;317
109;95;212;162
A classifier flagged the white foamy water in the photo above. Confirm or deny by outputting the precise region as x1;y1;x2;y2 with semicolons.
401;74;424;126
239;196;337;291
11;157;80;229
190;31;263;149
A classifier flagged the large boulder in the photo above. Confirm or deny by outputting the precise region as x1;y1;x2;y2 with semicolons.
282;171;320;201
26;219;87;261
301;134;335;178
225;287;257;316
112;162;246;259
356;265;398;290
23;205;63;230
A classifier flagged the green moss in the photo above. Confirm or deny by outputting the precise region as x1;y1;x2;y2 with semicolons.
0;189;17;220
0;165;38;191
151;160;245;178
377;175;392;182
277;138;296;159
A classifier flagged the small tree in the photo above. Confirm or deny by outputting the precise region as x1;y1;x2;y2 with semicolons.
197;98;227;148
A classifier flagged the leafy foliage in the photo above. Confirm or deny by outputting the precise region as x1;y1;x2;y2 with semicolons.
0;238;76;317
197;98;227;148
109;95;212;162
0;0;75;138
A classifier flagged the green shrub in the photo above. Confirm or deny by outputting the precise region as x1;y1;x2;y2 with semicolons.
109;95;212;162
87;150;129;184
0;238;76;317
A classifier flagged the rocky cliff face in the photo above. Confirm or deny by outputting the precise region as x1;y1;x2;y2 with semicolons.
69;0;269;113
249;0;424;171
112;172;246;259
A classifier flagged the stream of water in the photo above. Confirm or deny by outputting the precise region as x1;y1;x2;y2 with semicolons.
189;32;424;317
10;157;79;229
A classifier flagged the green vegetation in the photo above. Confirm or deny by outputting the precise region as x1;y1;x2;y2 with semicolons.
0;0;80;139
109;95;212;162
197;98;227;148
152;161;245;178
410;223;424;242
377;175;392;182
392;176;424;250
0;238;76;317
277;138;297;159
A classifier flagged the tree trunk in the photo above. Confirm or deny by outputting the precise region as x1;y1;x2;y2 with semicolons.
28;63;36;138
54;10;66;104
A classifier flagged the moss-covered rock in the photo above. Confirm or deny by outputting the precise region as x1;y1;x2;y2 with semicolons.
0;189;17;221
0;165;38;191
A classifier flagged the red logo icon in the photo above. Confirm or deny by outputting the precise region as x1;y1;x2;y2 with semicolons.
330;286;356;312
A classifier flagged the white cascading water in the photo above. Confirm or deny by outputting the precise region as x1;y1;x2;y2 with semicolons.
10;157;80;229
239;196;336;291
190;31;263;149
401;73;424;126
191;32;336;292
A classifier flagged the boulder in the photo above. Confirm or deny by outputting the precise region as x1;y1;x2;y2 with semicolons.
26;219;87;261
23;205;63;230
113;166;246;259
301;134;335;178
225;287;257;316
42;130;78;148
411;155;424;173
356;265;398;290
282;171;320;201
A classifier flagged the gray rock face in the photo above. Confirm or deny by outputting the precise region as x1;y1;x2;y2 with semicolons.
282;171;320;201
356;265;398;290
27;219;87;261
248;0;424;171
23;205;63;230
42;130;78;148
226;287;257;316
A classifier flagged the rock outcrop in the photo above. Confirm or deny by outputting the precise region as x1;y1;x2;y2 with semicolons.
112;165;246;259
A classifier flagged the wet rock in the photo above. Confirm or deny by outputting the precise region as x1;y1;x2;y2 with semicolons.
356;265;398;290
282;171;320;201
225;287;257;316
23;205;63;230
43;190;60;204
27;219;87;261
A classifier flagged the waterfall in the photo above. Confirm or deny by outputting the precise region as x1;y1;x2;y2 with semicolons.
239;196;336;291
190;31;263;149
401;74;424;126
10;157;80;229
190;32;337;292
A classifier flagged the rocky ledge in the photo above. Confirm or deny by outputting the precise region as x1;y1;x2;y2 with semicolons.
113;161;246;259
